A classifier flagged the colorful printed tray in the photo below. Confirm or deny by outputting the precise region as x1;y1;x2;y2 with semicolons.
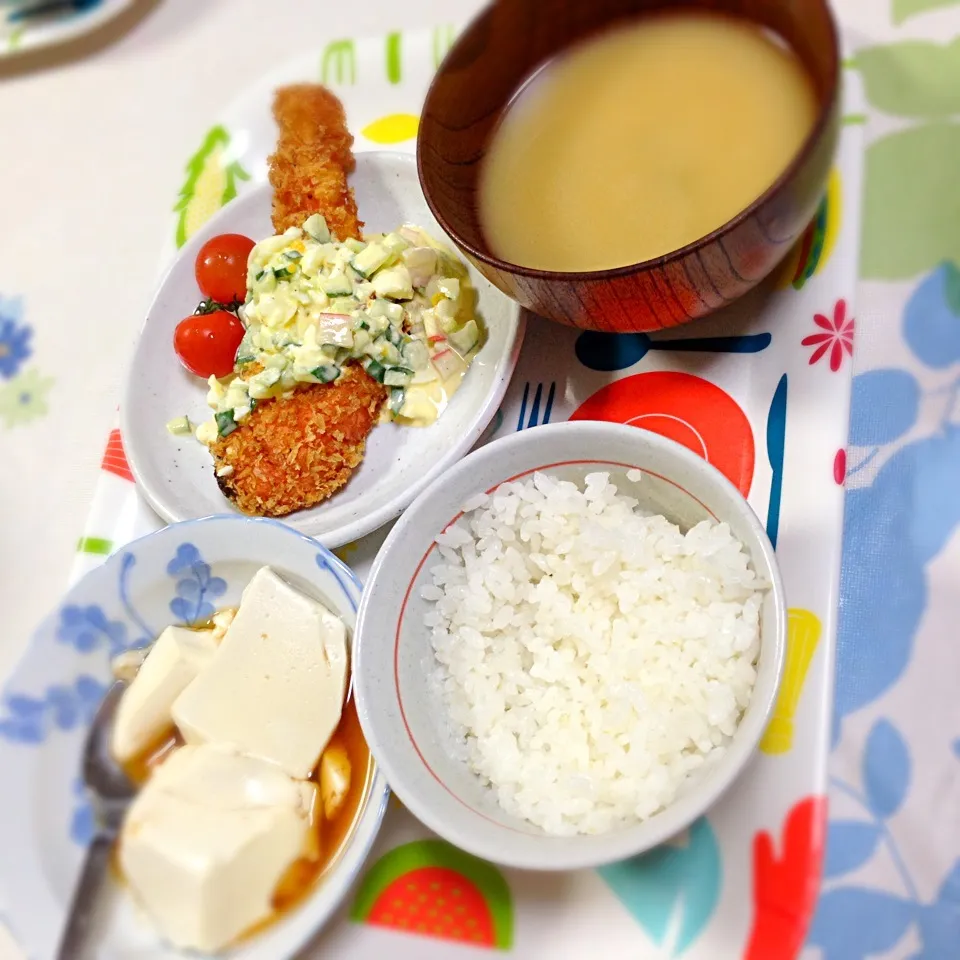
68;26;865;959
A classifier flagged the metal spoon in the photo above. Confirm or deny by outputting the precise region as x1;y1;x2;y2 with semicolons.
55;681;135;960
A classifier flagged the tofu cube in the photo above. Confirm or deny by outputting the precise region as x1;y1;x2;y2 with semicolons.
111;626;218;764
119;744;317;953
172;567;348;778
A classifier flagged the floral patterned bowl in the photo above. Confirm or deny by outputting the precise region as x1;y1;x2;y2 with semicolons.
0;515;388;960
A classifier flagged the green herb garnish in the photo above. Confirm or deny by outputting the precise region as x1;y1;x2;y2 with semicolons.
215;410;238;437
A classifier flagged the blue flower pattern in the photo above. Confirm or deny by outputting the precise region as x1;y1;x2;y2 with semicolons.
56;605;128;655
815;263;960;957
0;675;106;745
167;543;227;625
0;541;233;845
0;297;32;380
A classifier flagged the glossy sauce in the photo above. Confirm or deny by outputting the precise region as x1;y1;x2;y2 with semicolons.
478;12;818;271
270;698;372;915
118;695;372;939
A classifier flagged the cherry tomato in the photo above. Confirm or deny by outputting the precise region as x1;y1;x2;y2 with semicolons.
174;311;245;378
195;233;255;303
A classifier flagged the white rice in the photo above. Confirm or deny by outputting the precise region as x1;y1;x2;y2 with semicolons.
422;471;766;836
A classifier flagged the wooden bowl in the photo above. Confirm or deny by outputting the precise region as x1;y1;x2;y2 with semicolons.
417;0;840;333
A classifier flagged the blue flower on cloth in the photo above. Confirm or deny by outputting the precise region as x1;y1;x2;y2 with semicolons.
56;605;128;655
0;297;31;379
167;543;226;625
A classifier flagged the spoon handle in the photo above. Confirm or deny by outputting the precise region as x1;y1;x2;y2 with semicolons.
649;333;772;354
56;834;113;960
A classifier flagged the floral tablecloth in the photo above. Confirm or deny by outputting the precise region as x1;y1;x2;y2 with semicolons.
1;1;958;958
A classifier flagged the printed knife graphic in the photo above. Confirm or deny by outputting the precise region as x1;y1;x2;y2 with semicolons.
766;374;788;549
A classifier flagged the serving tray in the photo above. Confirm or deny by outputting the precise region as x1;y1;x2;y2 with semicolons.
62;25;865;959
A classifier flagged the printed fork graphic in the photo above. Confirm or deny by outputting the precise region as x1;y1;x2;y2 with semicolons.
516;382;557;430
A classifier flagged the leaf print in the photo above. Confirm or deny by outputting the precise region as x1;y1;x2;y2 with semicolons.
810;888;915;960
853;36;960;114
861;124;960;280
892;0;960;25
824;821;882;879
903;264;960;369
863;719;911;819
849;370;921;446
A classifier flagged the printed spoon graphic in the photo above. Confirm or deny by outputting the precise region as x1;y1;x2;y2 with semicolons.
575;331;772;372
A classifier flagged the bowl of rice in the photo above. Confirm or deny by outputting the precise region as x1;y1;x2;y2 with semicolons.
353;421;785;870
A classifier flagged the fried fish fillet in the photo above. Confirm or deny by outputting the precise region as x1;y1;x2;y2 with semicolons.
209;84;384;517
268;84;364;240
211;365;385;517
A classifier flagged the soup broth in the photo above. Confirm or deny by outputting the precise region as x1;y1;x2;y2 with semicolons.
478;12;818;272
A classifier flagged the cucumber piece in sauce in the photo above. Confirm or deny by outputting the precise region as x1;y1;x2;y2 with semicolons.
311;364;341;384
384;367;414;387
364;358;386;383
388;387;406;415
215;411;238;438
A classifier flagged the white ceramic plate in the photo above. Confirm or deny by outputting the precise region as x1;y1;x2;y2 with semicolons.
0;516;389;959
1;0;135;57
122;151;524;547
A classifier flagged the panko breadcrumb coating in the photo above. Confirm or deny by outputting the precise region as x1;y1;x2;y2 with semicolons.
268;84;363;240
209;83;383;517
211;365;385;517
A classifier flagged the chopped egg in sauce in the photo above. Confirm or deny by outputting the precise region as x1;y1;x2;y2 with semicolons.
196;215;482;444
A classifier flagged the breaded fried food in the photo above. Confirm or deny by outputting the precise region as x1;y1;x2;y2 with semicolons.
268;84;363;240
211;365;386;517
210;83;381;517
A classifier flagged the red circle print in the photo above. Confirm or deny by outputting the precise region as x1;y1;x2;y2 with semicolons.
570;371;755;496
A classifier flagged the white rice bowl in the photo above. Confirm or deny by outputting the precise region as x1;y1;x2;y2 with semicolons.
422;471;767;837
